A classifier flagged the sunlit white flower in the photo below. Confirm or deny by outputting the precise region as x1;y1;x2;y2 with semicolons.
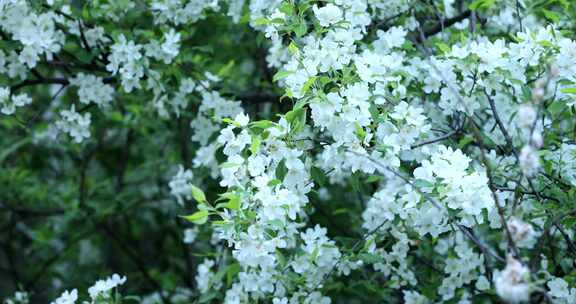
494;256;531;303
313;4;343;27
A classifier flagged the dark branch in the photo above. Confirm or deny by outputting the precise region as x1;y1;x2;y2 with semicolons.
416;10;472;42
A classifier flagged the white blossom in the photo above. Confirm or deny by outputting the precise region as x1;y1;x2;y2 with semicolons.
50;289;77;304
169;165;194;205
494;257;531;303
70;73;114;107
55;105;91;143
88;274;127;300
313;4;343;27
0;87;32;115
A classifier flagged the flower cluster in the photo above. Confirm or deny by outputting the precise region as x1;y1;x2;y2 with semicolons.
0;87;32;115
69;73;114;107
169;165;195;205
0;1;65;68
3;292;29;304
55;105;92;143
494;256;531;303
51;274;126;304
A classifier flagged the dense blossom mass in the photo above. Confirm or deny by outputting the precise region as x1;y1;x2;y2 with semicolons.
1;0;576;303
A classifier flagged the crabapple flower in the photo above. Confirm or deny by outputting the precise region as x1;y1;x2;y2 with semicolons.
55;105;91;143
195;259;217;293
88;274;127;300
506;217;535;247
494;256;531;303
145;29;181;64
106;34;145;92
234;112;250;127
50;289;77;304
70;73;114;107
547;278;576;304
183;227;199;244
169;165;194;205
403;291;429;304
313;4;343;27
161;29;181;61
4;291;29;304
0;88;32;115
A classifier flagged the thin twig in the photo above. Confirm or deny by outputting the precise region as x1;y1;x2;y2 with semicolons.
411;125;462;149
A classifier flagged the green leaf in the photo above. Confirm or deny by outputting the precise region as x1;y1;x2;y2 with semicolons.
288;41;299;55
276;249;286;267
250;120;276;130
413;179;434;188
332;208;349;215
358;253;384;264
541;9;560;23
310;247;319;261
122;295;142;302
253;17;269;26
275;159;288;181
279;2;295;16
198;291;218;303
0;137;30;165
294;20;307;37
458;135;475;149
226;263;241;287
273;70;293;82
350;172;362;192
537;40;554;48
218;193;241;210
270;18;286;24
217;60;235;77
221;118;235;125
216;192;240;210
268;179;282;186
285;107;307;134
435;42;451;55
311;166;327;187
226;198;240;210
560;87;576;94
191;185;207;203
468;0;495;10
298;2;312;15
354;123;366;141
301;76;317;94
365;175;382;183
182;210;209;225
548;100;566;115
250;135;261;155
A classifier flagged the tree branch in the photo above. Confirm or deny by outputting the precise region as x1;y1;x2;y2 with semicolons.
416;10;472;42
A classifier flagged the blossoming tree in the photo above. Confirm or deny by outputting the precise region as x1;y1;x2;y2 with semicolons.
1;0;576;303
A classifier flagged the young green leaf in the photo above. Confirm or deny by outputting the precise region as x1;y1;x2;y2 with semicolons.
191;185;207;203
182;210;209;225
